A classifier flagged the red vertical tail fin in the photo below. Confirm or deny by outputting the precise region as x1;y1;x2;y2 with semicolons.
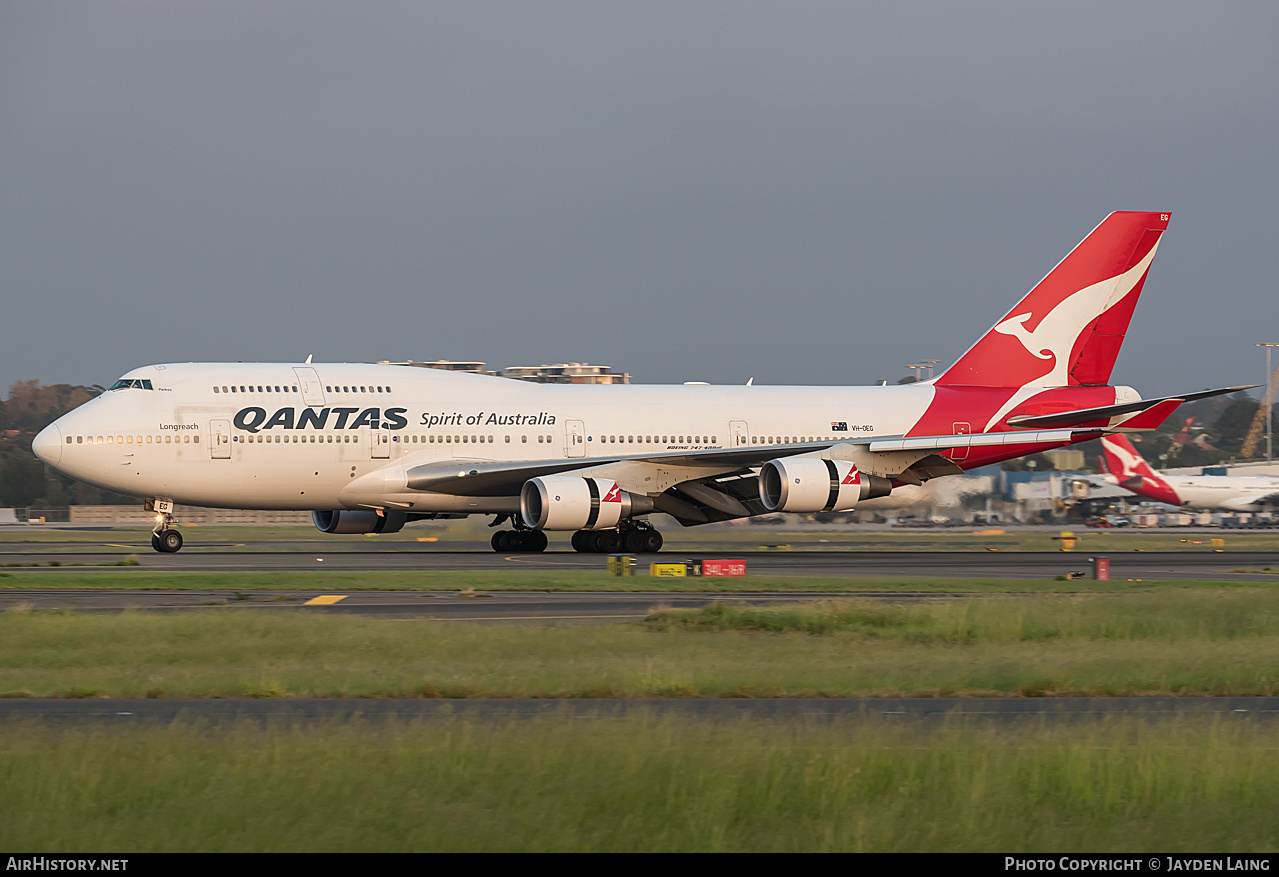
1101;435;1182;505
936;212;1170;389
1100;435;1159;481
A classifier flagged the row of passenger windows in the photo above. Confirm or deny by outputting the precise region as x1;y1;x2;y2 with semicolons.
754;437;828;444
211;385;393;394
215;385;297;394
69;435;196;445
70;431;829;448
233;434;556;444
594;435;717;444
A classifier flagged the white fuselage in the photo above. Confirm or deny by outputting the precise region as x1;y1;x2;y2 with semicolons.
1150;475;1279;512
1098;472;1279;511
35;362;934;513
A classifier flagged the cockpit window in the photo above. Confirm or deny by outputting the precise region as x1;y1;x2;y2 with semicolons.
109;379;154;390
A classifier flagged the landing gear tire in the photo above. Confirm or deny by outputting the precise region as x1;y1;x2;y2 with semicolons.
573;527;662;553
592;530;622;553
492;529;547;553
637;529;663;553
624;528;664;553
153;529;183;553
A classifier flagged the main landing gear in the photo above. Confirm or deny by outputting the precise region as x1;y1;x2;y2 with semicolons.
490;528;548;553
572;521;664;554
151;513;183;553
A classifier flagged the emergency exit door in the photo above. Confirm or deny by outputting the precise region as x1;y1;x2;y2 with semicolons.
950;422;972;461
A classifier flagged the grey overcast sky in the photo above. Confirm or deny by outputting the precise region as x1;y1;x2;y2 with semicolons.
2;2;1276;397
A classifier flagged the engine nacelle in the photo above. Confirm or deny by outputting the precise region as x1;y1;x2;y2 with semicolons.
759;457;890;513
312;509;407;534
521;476;655;531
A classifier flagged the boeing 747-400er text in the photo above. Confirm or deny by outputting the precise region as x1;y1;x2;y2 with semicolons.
1095;434;1279;512
31;211;1248;554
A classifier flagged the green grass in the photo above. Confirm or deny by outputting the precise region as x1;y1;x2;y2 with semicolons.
5;590;1279;697
645;592;1279;639
3;522;1278;554
2;713;1277;851
1;568;1277;592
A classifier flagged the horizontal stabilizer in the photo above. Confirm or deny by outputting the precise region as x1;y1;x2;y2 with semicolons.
1004;385;1254;430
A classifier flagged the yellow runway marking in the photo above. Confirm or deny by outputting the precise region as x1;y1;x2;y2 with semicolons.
436;613;646;621
503;555;593;566
104;544;138;549
304;595;348;605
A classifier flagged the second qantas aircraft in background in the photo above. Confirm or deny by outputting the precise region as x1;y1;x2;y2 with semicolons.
32;211;1249;553
1096;434;1279;512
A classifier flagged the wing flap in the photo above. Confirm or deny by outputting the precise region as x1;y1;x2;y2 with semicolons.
869;428;1095;453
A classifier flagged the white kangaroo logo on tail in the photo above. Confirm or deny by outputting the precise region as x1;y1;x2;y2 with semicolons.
992;241;1160;388
1102;437;1146;480
981;240;1161;432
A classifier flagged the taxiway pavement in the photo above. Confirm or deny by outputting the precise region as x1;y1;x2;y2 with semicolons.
3;696;1276;724
3;546;1277;580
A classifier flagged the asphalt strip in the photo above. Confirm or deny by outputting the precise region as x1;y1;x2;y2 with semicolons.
3;697;1278;724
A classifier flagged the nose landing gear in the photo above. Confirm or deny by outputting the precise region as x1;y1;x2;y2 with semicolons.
151;512;183;553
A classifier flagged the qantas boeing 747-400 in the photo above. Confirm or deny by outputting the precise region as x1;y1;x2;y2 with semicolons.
31;211;1249;553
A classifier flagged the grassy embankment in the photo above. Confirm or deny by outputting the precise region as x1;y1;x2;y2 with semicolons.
2;713;1277;852
5;589;1279;697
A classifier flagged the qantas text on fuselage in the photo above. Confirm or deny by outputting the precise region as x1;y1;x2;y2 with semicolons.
32;212;1247;554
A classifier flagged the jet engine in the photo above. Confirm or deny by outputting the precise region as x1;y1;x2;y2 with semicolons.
521;476;655;531
312;509;407;534
759;458;891;513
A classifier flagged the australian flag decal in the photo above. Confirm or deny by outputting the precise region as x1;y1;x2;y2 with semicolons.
831;422;848;431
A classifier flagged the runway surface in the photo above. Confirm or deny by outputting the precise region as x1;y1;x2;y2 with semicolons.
3;545;1278;580
3;696;1277;724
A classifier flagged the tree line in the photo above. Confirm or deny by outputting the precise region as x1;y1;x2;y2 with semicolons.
0;380;137;508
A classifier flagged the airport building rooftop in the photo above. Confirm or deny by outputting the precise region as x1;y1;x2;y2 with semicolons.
382;361;630;384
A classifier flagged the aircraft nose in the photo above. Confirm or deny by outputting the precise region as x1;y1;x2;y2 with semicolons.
32;424;63;467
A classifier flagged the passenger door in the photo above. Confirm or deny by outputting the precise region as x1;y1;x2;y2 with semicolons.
370;430;390;459
293;367;326;408
730;421;749;448
210;420;231;460
567;420;586;457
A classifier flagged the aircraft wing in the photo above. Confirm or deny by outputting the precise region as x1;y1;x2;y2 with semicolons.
1004;385;1254;431
1236;492;1279;509
404;427;1105;499
405;441;836;497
